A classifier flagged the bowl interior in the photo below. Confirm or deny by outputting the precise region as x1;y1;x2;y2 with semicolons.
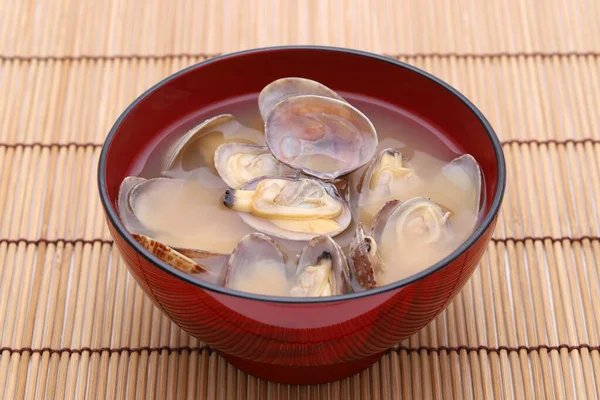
100;46;504;300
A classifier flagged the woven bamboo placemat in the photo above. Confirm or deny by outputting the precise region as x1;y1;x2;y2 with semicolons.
1;0;599;398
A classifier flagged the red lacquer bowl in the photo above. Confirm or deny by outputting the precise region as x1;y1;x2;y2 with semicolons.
98;46;506;385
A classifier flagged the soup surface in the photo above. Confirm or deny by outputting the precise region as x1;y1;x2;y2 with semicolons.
121;88;483;296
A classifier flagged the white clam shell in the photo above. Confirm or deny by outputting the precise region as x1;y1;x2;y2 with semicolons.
258;77;347;120
161;114;265;175
132;233;208;274
441;153;483;214
265;95;378;181
223;233;289;295
119;176;232;257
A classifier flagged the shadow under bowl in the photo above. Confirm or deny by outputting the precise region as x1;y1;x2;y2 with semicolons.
97;46;506;385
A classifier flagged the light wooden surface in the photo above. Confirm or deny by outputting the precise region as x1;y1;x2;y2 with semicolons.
1;0;599;398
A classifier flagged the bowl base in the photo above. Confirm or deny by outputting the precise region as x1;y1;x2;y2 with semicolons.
218;350;386;385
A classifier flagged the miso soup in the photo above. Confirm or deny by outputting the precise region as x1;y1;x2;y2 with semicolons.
118;78;484;297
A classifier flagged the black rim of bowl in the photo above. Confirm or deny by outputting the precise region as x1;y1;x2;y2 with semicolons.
98;45;507;304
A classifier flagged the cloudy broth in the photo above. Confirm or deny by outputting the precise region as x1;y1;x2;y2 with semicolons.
125;93;482;292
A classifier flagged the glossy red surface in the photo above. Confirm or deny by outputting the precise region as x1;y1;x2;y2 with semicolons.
99;46;505;385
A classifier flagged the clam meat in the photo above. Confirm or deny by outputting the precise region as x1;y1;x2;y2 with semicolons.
265;95;378;181
290;235;350;297
355;148;421;228
223;176;352;241
214;143;295;188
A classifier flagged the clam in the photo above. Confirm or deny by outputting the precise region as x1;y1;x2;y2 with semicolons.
223;176;352;241
214;143;294;188
258;77;347;120
440;154;483;213
355;148;420;228
348;197;455;289
265;95;378;181
223;233;290;296
290;235;351;297
117;176;147;234
347;223;381;291
161;114;265;176
371;197;451;246
132;233;208;274
119;176;252;255
373;197;454;285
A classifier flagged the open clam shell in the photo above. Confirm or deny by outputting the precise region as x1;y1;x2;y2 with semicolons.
223;176;352;241
290;235;351;297
120;176;251;255
223;233;290;296
132;233;208;274
214;143;294;188
441;154;483;214
347;223;381;291
368;197;455;285
258;77;348;120
371;197;452;246
265;95;378;181
161;114;265;176
117;176;147;234
355;148;418;227
356;148;415;193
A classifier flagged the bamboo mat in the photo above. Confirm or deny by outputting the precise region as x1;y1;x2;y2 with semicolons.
1;0;599;398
